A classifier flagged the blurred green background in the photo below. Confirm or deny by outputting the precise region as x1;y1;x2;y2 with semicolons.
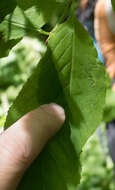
78;130;115;190
0;38;115;190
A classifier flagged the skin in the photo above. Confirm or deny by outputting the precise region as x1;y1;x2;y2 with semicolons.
80;0;89;9
0;103;65;190
80;0;115;81
94;0;115;80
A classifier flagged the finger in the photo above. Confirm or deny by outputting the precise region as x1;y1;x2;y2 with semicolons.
0;103;65;190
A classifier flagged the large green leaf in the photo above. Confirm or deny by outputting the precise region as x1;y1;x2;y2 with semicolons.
48;15;106;153
5;49;81;190
5;15;106;189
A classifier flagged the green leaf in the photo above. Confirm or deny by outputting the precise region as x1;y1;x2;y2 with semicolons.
0;0;70;58
0;0;70;40
17;0;70;24
5;15;106;190
0;0;69;23
48;15;106;153
5;49;81;190
0;6;46;58
0;6;46;41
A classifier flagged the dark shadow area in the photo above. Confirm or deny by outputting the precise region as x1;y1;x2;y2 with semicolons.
0;0;16;22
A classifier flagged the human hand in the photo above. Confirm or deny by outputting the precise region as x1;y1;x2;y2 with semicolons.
0;103;65;190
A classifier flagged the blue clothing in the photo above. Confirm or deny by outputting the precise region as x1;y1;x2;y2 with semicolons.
88;20;105;64
94;40;105;64
87;19;105;64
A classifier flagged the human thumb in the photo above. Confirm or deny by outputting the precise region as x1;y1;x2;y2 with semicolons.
0;103;65;190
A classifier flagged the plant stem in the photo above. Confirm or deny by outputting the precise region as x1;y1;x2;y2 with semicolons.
37;29;50;36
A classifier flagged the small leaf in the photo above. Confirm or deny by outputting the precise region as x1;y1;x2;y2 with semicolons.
0;6;45;40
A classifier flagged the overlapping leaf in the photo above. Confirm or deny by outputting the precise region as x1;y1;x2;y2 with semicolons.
0;0;70;58
0;0;70;40
17;0;70;25
0;6;46;40
0;5;45;57
5;15;106;190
